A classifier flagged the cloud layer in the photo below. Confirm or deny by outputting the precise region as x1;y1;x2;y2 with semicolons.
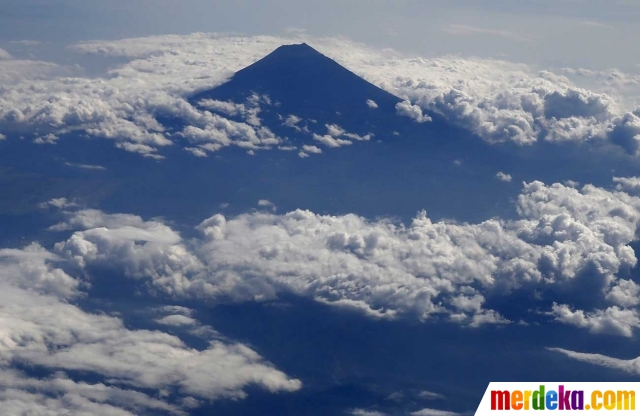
0;241;301;414
49;177;640;334
1;34;640;157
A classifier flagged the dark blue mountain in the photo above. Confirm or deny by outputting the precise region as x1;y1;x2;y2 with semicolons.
192;43;402;133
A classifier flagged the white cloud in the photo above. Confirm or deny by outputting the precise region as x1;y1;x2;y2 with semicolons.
608;112;640;155
258;199;277;211
419;391;446;400
396;100;432;123
323;123;372;141
614;176;640;194
155;314;198;327
39;197;78;209
350;409;387;416
33;133;59;144
366;99;378;109
0;48;12;60
0;242;301;415
496;172;512;182
548;348;640;375
324;123;343;137
198;94;268;127
412;409;463;416
51;178;640;332
313;133;352;148
302;144;322;154
283;114;303;131
549;304;640;337
0;369;180;416
0;33;638;157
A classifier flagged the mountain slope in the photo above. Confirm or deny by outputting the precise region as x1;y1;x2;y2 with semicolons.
191;43;402;134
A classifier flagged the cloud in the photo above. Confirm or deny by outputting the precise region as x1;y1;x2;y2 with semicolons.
283;114;303;131
350;410;387;416
198;93;269;127
548;348;640;375
313;133;352;148
608;112;640;155
419;391;447;400
366;99;379;109
614;176;640;194
33;133;58;144
322;123;373;142
64;162;107;170
411;409;463;416
0;33;637;158
155;314;198;327
549;303;640;337
496;172;512;182
0;48;12;60
0;368;181;416
258;199;277;211
302;144;322;154
0;242;301;415
51;177;640;332
396;100;432;123
39;197;78;209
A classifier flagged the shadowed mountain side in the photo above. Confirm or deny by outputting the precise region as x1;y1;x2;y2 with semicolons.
191;43;403;133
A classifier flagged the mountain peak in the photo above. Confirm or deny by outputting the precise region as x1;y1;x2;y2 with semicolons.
191;42;402;128
243;42;335;69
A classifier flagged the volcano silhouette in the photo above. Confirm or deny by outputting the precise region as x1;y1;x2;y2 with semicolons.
191;43;402;132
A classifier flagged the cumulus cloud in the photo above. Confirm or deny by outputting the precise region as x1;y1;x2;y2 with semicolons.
614;176;640;195
50;177;640;332
548;348;640;375
549;304;640;337
396;100;432;123
313;133;352;148
258;199;277;211
33;133;59;144
496;172;512;182
302;144;322;154
198;93;269;127
608;112;640;155
0;241;301;415
366;99;378;109
283;114;303;131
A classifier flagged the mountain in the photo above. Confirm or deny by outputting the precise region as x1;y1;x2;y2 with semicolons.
191;43;402;131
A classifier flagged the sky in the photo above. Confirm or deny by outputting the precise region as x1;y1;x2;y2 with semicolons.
2;1;640;415
3;0;640;70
